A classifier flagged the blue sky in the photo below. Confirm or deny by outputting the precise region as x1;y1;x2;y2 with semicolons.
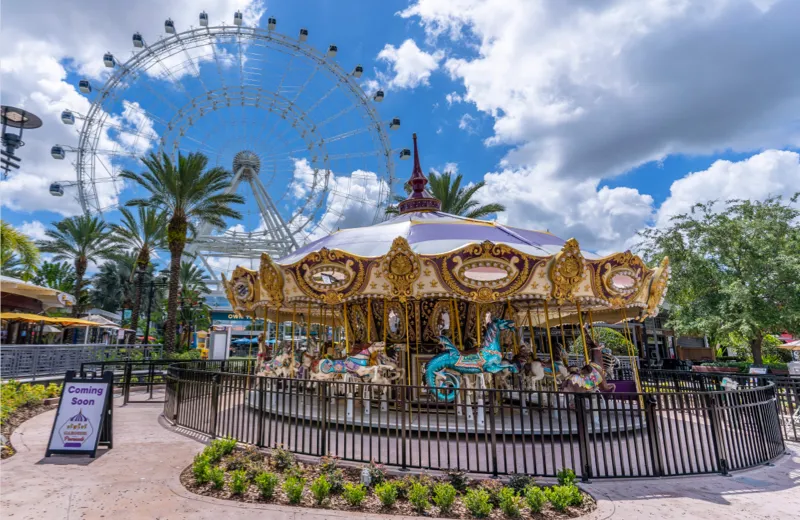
2;0;799;275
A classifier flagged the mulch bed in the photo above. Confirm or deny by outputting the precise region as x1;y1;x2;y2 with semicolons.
1;403;57;459
180;446;596;519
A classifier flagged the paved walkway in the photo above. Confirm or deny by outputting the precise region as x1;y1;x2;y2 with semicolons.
1;396;798;519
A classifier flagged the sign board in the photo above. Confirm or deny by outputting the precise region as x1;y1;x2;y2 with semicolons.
46;371;113;458
210;311;253;322
748;366;768;375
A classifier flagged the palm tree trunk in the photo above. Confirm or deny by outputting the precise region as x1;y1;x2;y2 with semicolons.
73;258;87;317
130;268;144;343
164;216;187;352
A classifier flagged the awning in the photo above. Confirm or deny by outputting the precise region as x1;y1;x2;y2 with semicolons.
0;275;75;310
778;340;800;351
0;312;103;327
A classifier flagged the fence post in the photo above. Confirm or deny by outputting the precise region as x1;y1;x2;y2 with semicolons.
173;377;181;421
148;362;156;400
257;376;265;448
644;394;663;477
487;387;499;477
705;392;728;475
32;347;40;382
574;395;592;482
320;382;328;456
210;373;221;439
123;363;133;405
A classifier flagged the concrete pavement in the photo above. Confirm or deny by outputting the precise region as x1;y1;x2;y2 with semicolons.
1;396;798;519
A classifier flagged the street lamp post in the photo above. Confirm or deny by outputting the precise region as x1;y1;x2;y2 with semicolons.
142;274;169;346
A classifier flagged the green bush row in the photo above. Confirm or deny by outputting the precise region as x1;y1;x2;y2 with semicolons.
1;381;62;424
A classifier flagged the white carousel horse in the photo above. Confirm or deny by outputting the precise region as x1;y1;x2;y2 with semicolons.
260;351;291;378
309;342;387;382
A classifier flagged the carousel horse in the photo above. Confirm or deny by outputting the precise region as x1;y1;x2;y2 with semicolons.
425;318;518;402
260;351;292;378
309;342;387;382
560;333;616;393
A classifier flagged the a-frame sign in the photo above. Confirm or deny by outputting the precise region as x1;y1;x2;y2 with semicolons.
46;370;113;458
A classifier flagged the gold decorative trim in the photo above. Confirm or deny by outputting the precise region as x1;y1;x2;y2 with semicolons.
645;257;670;317
549;238;585;303
382;237;421;301
259;253;285;307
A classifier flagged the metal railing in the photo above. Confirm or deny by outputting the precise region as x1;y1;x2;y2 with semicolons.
1;344;164;381
163;363;785;480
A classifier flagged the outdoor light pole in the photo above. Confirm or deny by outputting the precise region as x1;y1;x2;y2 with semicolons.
142;275;169;346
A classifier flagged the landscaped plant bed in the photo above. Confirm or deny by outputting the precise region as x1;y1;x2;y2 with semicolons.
1;381;62;459
692;366;741;373
181;438;595;519
1;402;58;459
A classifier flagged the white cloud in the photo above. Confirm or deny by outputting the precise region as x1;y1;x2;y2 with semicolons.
655;149;800;228
445;92;463;105
458;113;477;134
289;158;318;199
17;221;49;241
376;39;444;90
400;0;800;250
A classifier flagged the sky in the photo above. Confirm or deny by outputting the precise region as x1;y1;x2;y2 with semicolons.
2;0;800;278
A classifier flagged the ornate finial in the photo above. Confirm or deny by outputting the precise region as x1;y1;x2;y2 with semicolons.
398;133;442;214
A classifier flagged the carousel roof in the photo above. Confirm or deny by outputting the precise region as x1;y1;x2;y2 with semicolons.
279;211;598;265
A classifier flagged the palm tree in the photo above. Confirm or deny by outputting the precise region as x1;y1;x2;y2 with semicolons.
38;214;116;316
179;261;210;294
120;151;244;351
111;207;168;337
33;261;76;293
0;220;40;280
386;171;505;219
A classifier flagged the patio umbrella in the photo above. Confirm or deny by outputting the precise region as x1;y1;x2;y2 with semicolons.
778;339;800;351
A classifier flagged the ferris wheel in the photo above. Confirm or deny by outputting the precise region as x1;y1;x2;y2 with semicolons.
51;11;407;279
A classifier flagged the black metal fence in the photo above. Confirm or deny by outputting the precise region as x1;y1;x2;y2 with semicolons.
639;369;799;442
163;363;786;480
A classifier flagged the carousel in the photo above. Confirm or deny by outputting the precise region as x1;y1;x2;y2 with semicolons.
222;134;670;434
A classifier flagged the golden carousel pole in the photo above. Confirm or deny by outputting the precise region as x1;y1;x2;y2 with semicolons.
506;299;519;355
622;309;643;395
557;307;567;356
476;302;482;346
343;301;350;354
542;300;559;392
403;300;411;386
291;302;297;377
367;299;373;343
526;307;535;354
576;301;590;363
452;299;463;350
382;298;388;346
588;309;597;342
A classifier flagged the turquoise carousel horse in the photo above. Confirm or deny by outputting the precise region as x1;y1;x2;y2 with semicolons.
425;318;518;402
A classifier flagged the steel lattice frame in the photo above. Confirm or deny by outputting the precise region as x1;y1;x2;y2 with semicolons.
63;23;397;279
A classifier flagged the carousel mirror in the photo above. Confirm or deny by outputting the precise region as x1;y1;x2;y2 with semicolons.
610;273;636;291
385;302;406;342
437;309;451;335
463;265;509;282
311;269;347;285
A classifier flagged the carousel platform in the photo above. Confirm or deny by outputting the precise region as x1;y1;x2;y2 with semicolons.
243;389;645;436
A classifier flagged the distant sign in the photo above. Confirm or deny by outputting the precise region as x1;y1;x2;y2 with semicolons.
46;371;113;457
210;311;253;322
57;292;75;307
122;309;132;319
748;366;768;375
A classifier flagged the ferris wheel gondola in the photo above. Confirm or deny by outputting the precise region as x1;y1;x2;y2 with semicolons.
54;12;398;281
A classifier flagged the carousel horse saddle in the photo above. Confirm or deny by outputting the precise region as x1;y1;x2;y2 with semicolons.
454;353;485;370
319;359;348;374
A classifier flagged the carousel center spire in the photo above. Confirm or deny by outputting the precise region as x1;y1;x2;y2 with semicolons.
398;133;442;214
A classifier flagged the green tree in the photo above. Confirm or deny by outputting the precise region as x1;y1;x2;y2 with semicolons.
90;254;136;314
111;207;168;336
0;220;40;280
33;261;76;293
572;327;635;356
38;215;116;316
120;152;244;351
638;196;800;365
179;261;210;294
386;171;505;219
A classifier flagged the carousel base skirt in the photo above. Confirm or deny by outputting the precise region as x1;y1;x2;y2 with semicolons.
243;390;646;436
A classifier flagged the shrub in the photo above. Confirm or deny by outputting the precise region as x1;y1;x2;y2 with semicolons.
209;467;225;489
432;482;457;514
319;454;339;474
408;481;430;513
229;469;249;495
254;472;279;499
374;481;398;508
463;489;493;518
45;382;62;398
365;460;386;487
445;469;469;492
283;477;305;504
564;484;583;506
326;468;345;495
524;486;546;513
478;479;504;506
498;487;523;518
506;474;534;495
342;483;367;507
545;485;575;512
192;454;211;484
556;468;577;486
310;475;332;505
206;437;237;463
271;445;296;472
